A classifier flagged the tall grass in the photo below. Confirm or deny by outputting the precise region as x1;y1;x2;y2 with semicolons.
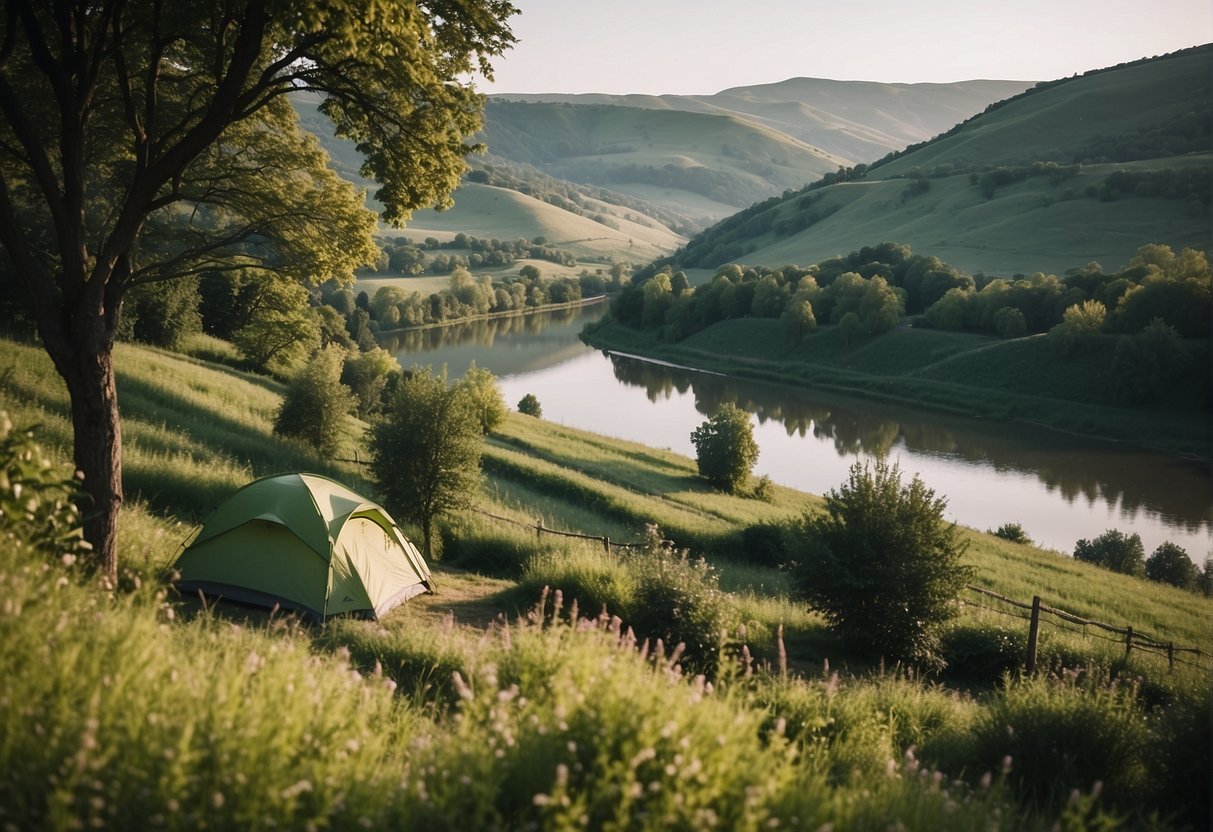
1;333;1209;828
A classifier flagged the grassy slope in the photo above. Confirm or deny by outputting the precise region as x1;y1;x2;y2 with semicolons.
873;49;1211;178
688;48;1213;276
3;334;1210;828
398;182;684;263
493;78;1032;166
583;319;1211;458
6;334;1207;647
752;160;1211;276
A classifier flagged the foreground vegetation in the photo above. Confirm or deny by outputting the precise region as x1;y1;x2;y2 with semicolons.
1;334;1210;829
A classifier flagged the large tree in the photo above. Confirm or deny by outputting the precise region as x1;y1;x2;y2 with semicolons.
0;0;517;577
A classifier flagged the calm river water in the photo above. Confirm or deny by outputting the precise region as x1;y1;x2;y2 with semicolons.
382;302;1213;563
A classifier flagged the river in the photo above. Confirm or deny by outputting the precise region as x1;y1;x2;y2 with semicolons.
380;302;1213;563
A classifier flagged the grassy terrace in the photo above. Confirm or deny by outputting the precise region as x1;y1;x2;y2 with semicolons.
1;333;1210;829
584;318;1212;459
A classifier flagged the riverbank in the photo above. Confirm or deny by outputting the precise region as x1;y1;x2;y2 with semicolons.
581;318;1212;460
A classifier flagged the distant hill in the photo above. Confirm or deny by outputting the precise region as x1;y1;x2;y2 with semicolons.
476;100;845;212
659;46;1213;277
294;73;1034;267
391;182;684;263
494;77;1031;165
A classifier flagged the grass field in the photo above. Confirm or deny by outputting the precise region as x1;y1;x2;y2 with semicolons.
1;332;1209;829
375;182;684;264
672;48;1212;278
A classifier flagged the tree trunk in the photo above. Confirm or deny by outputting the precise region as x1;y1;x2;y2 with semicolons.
50;326;123;582
38;294;125;587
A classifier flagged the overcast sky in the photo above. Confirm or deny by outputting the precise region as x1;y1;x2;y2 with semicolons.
480;0;1212;94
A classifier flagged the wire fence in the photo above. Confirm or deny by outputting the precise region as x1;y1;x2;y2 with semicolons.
470;508;651;554
963;584;1211;673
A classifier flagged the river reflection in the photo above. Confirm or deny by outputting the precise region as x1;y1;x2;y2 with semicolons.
379;303;601;378
606;353;1213;536
383;303;1211;560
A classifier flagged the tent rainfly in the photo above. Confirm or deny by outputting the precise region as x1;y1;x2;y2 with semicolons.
175;473;431;620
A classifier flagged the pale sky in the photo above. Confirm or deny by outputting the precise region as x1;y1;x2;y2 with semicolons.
480;0;1213;94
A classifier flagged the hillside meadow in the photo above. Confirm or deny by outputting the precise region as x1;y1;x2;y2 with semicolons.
667;47;1212;278
1;333;1210;829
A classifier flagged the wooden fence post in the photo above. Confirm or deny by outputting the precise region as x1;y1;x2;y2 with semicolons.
602;536;611;554
1167;641;1174;671
1026;595;1041;675
536;519;543;541
1124;627;1134;660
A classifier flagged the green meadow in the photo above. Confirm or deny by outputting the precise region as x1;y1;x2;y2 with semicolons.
1;332;1210;829
669;47;1212;278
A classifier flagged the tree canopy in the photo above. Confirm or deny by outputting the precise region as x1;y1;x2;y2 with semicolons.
369;367;484;559
690;404;759;494
0;0;517;575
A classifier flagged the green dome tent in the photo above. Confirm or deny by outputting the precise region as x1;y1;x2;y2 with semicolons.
175;473;431;621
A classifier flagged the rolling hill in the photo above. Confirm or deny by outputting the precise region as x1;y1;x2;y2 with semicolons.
386;182;684;263
494;77;1032;165
661;46;1213;277
295;73;1029;266
476;100;846;212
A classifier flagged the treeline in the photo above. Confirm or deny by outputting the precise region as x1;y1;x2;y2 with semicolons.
610;242;1211;406
372;233;579;276
325;265;626;336
923;243;1209;337
613;242;974;342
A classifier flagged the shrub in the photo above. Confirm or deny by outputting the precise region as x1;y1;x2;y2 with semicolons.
273;345;355;455
0;412;91;562
457;361;507;434
516;393;543;418
739;522;790;568
690;403;759;493
790;460;972;668
939;624;1026;686
1144;541;1198;590
751;474;775;502
991;522;1032;545
625;529;734;675
1073;529;1145;577
967;672;1150;815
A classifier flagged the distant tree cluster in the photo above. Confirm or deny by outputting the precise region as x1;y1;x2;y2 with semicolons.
615;242;982;343
323;265;620;335
373;233;578;276
925;243;1210;336
1074;529;1210;594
